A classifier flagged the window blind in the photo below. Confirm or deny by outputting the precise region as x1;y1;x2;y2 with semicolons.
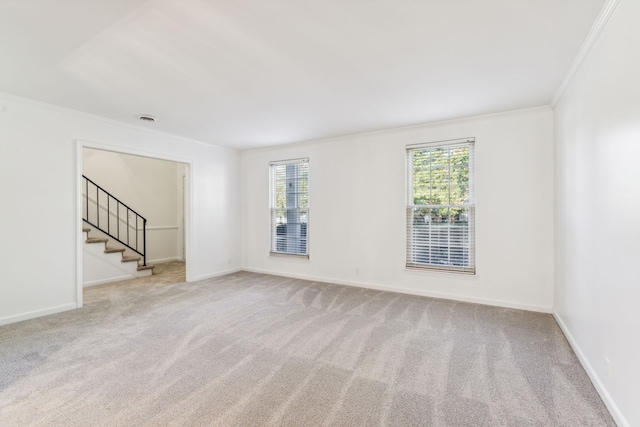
406;139;475;273
270;158;309;257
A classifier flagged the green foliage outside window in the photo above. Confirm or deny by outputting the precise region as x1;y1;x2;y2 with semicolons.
412;145;469;223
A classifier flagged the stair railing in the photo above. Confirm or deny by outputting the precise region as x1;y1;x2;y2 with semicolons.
82;175;147;266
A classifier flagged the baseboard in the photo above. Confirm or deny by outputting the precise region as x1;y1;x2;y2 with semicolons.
0;303;77;327
147;256;182;264
83;275;133;288
241;267;552;313
190;267;242;282
553;310;629;427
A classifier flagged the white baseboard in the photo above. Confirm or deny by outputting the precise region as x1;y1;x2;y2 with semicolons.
553;310;629;427
190;267;242;282
241;267;552;313
147;256;183;264
83;275;133;288
0;303;77;327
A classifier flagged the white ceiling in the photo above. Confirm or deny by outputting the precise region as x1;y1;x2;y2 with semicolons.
0;0;605;150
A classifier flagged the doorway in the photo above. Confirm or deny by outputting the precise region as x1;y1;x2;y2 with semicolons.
77;141;191;307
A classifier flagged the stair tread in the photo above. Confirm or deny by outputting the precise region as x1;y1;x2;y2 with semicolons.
137;265;155;272
121;255;141;263
104;247;125;253
82;227;91;233
86;237;108;243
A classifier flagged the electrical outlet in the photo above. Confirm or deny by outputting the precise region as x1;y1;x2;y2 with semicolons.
355;267;360;275
227;258;231;264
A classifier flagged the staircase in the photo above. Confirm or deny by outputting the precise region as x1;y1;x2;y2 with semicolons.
82;175;154;286
83;225;154;286
83;224;154;272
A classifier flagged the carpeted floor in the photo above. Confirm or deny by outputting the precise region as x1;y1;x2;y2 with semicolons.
0;262;615;426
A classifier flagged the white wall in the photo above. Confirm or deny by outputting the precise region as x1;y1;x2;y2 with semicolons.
0;93;241;325
553;0;640;425
241;108;555;312
83;148;182;264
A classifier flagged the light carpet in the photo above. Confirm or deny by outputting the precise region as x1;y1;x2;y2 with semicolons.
0;262;615;426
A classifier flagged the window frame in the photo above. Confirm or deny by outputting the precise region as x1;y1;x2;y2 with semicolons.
269;158;310;259
406;138;475;274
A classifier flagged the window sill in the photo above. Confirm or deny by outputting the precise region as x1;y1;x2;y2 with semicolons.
269;252;310;261
404;266;478;279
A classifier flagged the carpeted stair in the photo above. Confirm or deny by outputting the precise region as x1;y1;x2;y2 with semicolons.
83;225;154;274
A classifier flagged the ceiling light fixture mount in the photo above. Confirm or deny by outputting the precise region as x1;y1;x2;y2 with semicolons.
136;114;156;123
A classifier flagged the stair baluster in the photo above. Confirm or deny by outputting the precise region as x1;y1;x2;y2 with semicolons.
82;175;147;266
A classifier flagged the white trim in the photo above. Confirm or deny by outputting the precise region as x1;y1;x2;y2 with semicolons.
406;137;475;150
242;268;551;313
269;160;310;258
553;310;629;427
83;192;179;232
190;267;242;282
0;91;237;153
0;303;77;327
1;85;550;154
405;265;476;276
185;162;193;282
267;253;311;262
82;193;139;232
76;139;84;309
269;157;309;166
80;139;193;165
147;256;183;264
84;276;133;288
77;140;194;296
550;0;621;107
406;140;476;274
403;267;479;280
243;106;552;153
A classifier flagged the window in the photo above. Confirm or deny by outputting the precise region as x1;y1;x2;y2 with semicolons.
406;138;475;273
270;158;309;257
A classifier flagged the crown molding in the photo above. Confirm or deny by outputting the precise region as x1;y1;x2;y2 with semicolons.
551;0;621;108
0;91;238;153
242;105;553;154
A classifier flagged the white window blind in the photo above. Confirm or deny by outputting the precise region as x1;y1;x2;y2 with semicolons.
270;158;309;257
406;138;475;273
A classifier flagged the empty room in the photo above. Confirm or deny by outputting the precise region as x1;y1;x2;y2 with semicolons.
0;0;638;426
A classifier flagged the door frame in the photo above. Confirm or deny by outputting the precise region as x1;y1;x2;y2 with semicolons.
76;139;193;308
